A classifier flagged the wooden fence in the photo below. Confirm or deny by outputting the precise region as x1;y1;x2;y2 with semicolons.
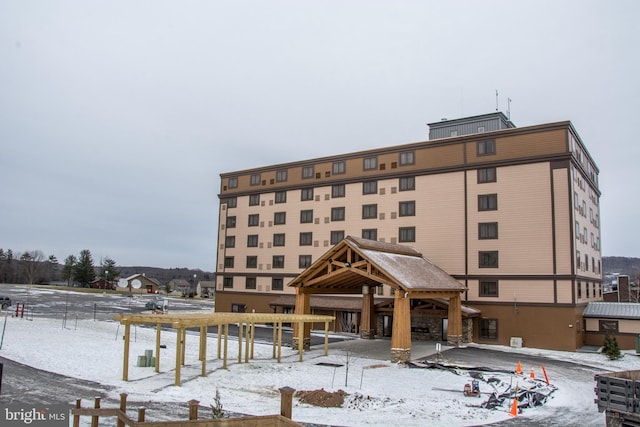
72;388;302;427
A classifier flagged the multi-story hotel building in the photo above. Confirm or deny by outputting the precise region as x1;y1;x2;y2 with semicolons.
215;112;602;351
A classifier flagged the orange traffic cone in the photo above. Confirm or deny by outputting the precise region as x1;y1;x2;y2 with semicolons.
510;397;518;416
510;383;519;416
530;368;535;379
515;361;522;375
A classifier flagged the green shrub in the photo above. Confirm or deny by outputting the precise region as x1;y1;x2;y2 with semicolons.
603;335;622;360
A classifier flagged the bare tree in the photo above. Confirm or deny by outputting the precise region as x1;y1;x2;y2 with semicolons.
20;250;45;284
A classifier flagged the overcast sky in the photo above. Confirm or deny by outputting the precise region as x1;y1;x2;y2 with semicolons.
1;1;638;270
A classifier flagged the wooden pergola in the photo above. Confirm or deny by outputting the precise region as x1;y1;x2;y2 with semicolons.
288;236;467;363
112;312;334;386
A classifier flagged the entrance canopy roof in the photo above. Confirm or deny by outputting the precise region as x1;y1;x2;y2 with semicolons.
289;236;466;296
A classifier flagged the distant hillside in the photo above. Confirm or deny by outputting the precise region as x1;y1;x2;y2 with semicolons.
603;256;640;281
117;266;214;285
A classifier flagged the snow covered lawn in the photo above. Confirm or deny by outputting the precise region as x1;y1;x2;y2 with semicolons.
1;315;638;426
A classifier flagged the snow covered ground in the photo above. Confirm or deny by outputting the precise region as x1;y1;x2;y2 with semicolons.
1;310;638;426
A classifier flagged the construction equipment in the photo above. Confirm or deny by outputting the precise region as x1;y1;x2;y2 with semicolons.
464;379;481;397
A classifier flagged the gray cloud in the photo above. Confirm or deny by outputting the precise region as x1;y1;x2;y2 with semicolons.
1;0;638;269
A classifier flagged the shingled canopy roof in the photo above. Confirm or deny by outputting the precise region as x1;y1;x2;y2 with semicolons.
288;236;466;294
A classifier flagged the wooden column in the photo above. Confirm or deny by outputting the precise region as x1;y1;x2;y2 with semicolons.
117;394;127;427
155;324;161;372
122;323;130;381
200;325;207;377
390;289;411;363
292;289;311;350
279;386;295;419
175;326;183;386
447;293;463;346
360;285;376;339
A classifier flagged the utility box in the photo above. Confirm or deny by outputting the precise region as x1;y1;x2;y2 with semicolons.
595;370;640;425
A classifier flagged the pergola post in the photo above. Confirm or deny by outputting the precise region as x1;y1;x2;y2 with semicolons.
360;285;376;339
122;323;130;381
292;289;311;350
447;293;463;346
155;324;161;372
390;289;411;363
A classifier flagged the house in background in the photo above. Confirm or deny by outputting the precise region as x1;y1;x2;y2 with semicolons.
169;279;197;297
117;274;161;294
197;281;216;298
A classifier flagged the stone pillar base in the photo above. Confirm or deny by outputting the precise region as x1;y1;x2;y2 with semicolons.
360;329;376;340
390;348;411;363
291;337;311;351
447;335;462;347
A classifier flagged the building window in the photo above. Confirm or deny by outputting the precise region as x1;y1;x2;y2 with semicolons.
223;277;233;288
302;166;314;179
399;151;415;165
331;207;345;221
301;188;314;201
479;319;498;340
225;197;237;208
399;201;415;217
272;278;284;291
249;194;260;206
273;233;285;246
399;226;416;242
231;303;245;313
599;320;619;333
224;256;234;268
246;256;257;268
479;281;498;297
248;214;259;227
363;180;377;195
576;250;581;269
331;230;345;245
478;194;498;211
225;236;235;248
299;255;312;269
276;170;288;182
478;168;496;183
332;184;345;198
300;209;313;224
245;277;256;290
272;255;285;269
362;229;377;241
362;204;377;219
332;161;345;175
228;177;238;188
477;140;496;156
247;234;258;247
363;156;378;171
299;232;312;246
274;212;286;225
479;251;499;268
478;222;498;239
250;174;261;186
399;176;415;191
577;281;582;299
226;216;236;228
275;191;287;203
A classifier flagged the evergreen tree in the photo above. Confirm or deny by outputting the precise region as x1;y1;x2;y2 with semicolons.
603;335;622;360
100;257;120;289
62;255;77;286
73;250;95;287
